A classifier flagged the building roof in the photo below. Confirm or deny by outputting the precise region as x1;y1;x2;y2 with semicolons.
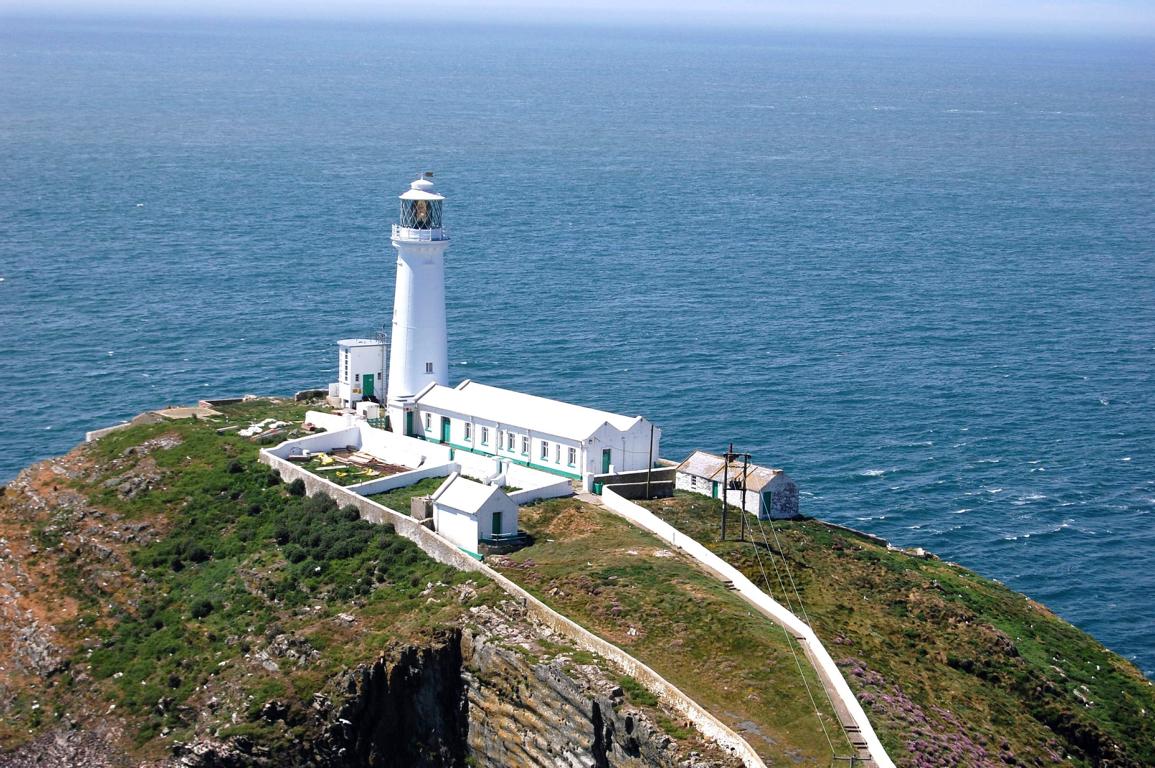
722;464;786;492
399;176;444;201
337;338;384;348
413;380;643;441
676;450;789;491
430;473;505;516
676;450;727;479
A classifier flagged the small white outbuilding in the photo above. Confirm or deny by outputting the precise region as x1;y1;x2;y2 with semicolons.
430;472;519;555
675;450;799;519
330;338;385;409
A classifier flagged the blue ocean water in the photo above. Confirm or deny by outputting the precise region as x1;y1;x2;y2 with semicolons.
1;18;1152;676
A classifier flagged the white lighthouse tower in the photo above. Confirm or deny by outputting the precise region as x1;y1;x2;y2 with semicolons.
386;174;450;436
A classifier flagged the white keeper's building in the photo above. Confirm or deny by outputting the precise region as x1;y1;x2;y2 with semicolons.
411;379;661;485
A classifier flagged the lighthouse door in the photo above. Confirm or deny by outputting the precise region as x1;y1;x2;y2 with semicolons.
361;374;374;398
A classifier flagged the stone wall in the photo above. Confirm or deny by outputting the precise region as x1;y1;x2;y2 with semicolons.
260;450;768;768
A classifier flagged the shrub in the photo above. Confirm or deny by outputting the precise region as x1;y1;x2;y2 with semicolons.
184;543;210;564
283;545;307;564
341;505;361;522
227;459;244;474
304;493;336;515
265;470;282;487
190;599;214;619
286;478;306;497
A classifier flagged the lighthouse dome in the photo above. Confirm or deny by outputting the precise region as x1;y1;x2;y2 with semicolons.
397;174;445;232
400;175;444;201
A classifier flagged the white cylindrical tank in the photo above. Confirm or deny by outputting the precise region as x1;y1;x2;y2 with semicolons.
387;175;450;431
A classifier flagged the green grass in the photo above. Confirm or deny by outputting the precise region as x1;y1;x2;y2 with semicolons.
642;492;1155;768
490;497;845;766
618;674;658;707
366;475;448;514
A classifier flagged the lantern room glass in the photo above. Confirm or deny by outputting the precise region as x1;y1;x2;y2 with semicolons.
400;199;443;230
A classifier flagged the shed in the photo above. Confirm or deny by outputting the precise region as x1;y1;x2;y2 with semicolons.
675;451;799;519
430;472;519;555
330;338;385;409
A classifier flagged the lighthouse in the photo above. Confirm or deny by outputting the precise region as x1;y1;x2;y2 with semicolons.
386;174;450;435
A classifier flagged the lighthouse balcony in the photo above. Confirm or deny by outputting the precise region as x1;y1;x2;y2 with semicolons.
392;224;448;242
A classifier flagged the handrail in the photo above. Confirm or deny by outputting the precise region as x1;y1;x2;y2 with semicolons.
391;224;448;242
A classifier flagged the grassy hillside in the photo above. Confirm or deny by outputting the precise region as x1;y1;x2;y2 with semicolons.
641;493;1155;768
491;497;849;766
0;399;495;756
5;399;1150;768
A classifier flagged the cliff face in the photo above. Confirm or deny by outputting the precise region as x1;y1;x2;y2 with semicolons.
323;630;469;768
158;605;735;768
461;606;698;768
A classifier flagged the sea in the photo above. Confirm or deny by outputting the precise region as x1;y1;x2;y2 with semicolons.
1;17;1152;677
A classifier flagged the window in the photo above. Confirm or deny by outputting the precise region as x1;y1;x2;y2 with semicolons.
464;422;472;441
540;441;549;460
567;447;577;466
554;444;561;463
481;426;489;445
425;362;433;374
521;436;529;455
507;431;516;451
424;413;431;431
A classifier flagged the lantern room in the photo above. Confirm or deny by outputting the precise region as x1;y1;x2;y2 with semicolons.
396;173;445;236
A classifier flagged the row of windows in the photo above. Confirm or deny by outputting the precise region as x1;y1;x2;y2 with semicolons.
425;413;577;467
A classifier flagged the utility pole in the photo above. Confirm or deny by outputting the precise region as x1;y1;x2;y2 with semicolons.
740;451;749;542
720;443;753;543
645;423;654;499
720;443;730;542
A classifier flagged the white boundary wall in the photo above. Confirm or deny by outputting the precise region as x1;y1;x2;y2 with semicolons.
259;449;768;768
282;415;573;505
348;464;455;496
600;488;895;768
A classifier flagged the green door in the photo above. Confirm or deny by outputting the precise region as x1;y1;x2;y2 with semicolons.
361;373;374;398
712;481;719;499
760;490;773;520
491;510;503;537
405;411;414;437
601;448;612;473
440;417;451;444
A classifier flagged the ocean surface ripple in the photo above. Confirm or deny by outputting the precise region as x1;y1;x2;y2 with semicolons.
1;19;1152;677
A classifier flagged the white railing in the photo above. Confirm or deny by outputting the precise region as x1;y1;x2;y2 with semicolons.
391;224;448;242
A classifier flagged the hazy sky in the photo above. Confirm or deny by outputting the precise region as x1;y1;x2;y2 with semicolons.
4;0;1155;36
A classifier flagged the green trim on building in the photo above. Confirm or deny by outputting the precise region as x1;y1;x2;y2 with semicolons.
445;440;581;481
